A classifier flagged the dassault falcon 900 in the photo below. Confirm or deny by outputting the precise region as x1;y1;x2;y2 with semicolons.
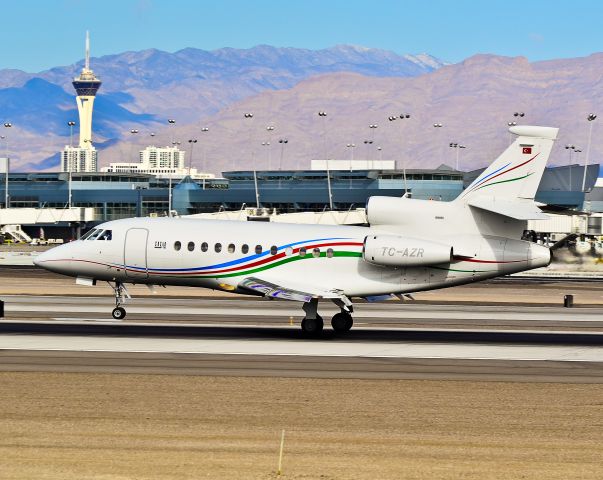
35;126;557;334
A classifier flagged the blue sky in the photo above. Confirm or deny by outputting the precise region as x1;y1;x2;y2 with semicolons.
2;0;603;72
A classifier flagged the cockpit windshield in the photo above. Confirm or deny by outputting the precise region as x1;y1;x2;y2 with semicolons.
87;229;103;241
80;228;99;240
97;230;112;241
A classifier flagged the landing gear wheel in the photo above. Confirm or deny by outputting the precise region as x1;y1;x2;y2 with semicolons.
331;312;353;333
112;307;126;320
301;315;324;335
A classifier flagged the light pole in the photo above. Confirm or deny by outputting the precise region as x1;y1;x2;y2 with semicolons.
389;113;411;194
318;111;333;210
167;119;176;145
261;141;270;168
582;113;597;192
200;127;209;177
188;139;197;176
346;143;356;161
449;143;466;171
266;125;275;169
565;144;582;190
368;124;378;167
377;146;383;161
67;121;76;209
129;129;139;162
363;140;373;161
243;113;259;207
433;122;443;162
67;121;76;147
243;113;254;171
3;122;12;209
169;140;181;216
278;139;288;171
318;111;328;160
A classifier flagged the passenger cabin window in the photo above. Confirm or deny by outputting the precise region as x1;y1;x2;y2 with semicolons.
299;247;307;257
241;244;249;254
228;243;235;253
255;245;262;254
201;242;208;252
174;241;181;251
215;243;222;253
312;248;321;258
326;248;334;258
187;241;195;252
270;245;278;255
98;230;112;241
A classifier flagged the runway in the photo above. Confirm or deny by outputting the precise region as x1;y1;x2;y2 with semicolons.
1;294;603;382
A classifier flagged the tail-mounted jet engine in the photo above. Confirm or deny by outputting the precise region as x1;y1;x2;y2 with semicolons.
363;235;453;267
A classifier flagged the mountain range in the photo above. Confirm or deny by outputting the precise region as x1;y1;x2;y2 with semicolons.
0;45;602;174
0;44;445;170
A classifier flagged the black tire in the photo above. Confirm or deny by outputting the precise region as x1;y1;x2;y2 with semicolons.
331;312;353;333
301;315;323;335
112;307;126;320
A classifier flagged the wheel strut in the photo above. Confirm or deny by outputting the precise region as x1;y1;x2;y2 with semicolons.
108;281;130;320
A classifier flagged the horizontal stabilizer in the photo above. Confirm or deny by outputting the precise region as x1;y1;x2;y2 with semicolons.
468;196;549;220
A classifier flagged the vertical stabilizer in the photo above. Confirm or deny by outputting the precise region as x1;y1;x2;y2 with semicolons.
457;125;558;203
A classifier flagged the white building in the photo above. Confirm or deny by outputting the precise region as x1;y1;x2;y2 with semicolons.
61;146;98;173
101;145;214;179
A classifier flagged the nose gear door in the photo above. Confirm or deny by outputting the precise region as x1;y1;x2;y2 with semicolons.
124;228;148;279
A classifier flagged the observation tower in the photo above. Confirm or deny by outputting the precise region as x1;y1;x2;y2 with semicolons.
72;31;101;149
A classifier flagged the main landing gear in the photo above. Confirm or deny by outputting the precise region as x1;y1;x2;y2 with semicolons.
301;298;354;335
109;281;130;320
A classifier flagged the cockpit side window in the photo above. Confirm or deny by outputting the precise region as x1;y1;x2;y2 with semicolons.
80;228;98;240
88;229;103;241
97;230;112;241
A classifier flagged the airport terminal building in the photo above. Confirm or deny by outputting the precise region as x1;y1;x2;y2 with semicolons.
0;164;599;230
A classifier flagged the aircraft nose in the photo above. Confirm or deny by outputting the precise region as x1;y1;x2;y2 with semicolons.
33;244;73;274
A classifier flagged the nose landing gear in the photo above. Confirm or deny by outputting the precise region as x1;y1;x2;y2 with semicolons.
109;281;130;320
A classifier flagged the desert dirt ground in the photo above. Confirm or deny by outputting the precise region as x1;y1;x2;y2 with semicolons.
0;373;602;480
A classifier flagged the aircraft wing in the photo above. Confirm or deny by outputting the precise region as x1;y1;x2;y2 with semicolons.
237;276;345;303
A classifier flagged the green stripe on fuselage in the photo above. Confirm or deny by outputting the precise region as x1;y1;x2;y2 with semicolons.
157;250;363;279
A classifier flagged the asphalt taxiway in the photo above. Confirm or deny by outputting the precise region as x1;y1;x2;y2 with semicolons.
1;295;602;382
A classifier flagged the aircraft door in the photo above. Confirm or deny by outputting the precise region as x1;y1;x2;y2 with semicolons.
124;228;149;279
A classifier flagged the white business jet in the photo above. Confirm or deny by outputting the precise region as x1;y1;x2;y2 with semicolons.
35;125;556;334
